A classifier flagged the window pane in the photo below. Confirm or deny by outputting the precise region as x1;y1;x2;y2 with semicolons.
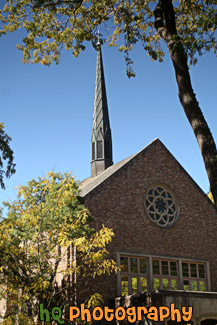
130;258;138;273
170;262;177;276
171;279;177;290
148;189;153;195
162;261;169;275
140;259;147;274
162;278;169;289
198;264;205;278
153;260;160;275
183;280;189;291
132;277;138;294
200;281;206;291
92;142;95;160
182;263;189;277
105;141;110;159
97;140;103;158
154;278;160;290
120;257;128;273
190;264;197;277
191;280;198;291
141;277;147;292
121;276;128;296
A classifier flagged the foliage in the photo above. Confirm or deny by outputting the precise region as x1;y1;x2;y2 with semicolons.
1;0;217;73
208;191;214;203
0;123;15;189
0;172;117;323
1;1;217;202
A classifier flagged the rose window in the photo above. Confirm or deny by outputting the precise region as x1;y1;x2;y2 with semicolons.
145;185;179;227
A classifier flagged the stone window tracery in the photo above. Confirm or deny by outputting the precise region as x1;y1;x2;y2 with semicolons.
145;185;179;227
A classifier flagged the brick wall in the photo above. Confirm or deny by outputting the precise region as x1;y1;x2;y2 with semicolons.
83;140;217;303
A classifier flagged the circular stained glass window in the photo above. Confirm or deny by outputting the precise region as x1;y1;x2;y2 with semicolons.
145;185;179;227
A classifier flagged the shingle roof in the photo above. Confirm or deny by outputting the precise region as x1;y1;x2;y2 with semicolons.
79;139;159;197
79;138;216;213
91;47;113;176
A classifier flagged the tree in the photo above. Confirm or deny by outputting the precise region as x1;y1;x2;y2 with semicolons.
0;123;15;189
0;172;117;324
1;1;217;206
208;191;214;203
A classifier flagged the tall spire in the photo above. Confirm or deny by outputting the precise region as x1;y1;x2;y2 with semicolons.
91;42;113;177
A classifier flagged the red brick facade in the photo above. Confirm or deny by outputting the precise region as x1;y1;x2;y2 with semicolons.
80;139;217;319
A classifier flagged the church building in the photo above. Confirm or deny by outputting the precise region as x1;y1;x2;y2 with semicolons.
79;44;217;324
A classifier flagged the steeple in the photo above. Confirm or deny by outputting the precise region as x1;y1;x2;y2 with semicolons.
91;43;113;177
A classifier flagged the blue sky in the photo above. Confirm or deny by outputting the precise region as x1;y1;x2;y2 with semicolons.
1;29;217;208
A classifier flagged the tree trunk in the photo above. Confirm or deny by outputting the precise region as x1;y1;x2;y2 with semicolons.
154;0;217;206
73;245;78;325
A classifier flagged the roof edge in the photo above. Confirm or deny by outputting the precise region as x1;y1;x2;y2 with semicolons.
79;138;160;197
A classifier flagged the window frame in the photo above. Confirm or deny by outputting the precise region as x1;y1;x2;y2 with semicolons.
119;255;149;295
117;253;209;296
152;259;179;290
181;261;207;291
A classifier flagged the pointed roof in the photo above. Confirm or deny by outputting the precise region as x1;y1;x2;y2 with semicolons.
80;139;215;211
81;139;159;197
92;48;110;134
91;47;113;177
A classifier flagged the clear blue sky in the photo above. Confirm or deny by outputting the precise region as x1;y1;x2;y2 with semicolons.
1;29;217;208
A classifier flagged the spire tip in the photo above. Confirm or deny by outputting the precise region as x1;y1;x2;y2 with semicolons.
96;30;103;49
